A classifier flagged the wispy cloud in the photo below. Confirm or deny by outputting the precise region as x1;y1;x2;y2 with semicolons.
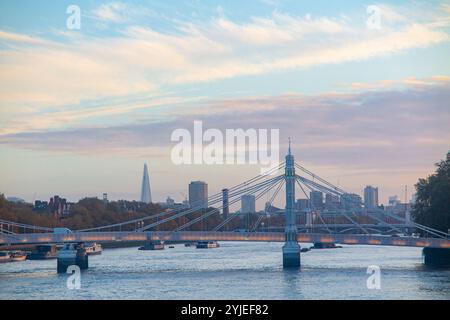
0;30;50;45
92;2;128;23
90;2;154;23
2;79;449;171
0;2;449;136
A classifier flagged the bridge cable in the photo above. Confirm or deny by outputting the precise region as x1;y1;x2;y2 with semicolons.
179;175;285;232
142;174;285;232
77;162;285;232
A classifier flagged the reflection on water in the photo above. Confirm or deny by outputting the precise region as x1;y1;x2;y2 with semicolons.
0;242;449;300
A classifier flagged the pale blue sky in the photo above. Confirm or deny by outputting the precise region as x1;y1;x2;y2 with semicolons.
0;0;449;207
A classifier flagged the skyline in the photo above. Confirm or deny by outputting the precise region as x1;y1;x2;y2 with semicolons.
1;0;450;205
1;155;425;209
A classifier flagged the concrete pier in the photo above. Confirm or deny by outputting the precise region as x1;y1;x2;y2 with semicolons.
423;247;450;268
57;243;89;273
282;241;301;268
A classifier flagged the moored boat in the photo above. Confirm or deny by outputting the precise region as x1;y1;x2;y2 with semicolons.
85;242;102;256
310;242;342;249
139;240;164;250
196;241;220;249
57;243;88;273
27;245;58;260
9;251;27;262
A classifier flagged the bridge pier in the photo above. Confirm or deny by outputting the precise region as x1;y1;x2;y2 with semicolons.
57;243;89;274
423;247;450;268
283;141;301;268
282;241;301;268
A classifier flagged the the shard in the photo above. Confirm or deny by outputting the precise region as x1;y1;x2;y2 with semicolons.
140;163;152;203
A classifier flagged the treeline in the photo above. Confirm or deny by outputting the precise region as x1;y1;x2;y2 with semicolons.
0;196;163;231
412;150;450;234
0;195;60;229
0;195;284;232
62;198;163;230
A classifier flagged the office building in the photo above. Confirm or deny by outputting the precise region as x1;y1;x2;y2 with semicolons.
341;193;362;211
241;194;256;214
310;191;324;210
189;181;208;209
364;186;379;209
296;199;310;210
325;194;340;210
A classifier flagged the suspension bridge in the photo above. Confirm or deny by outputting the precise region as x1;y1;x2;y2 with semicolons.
1;145;450;269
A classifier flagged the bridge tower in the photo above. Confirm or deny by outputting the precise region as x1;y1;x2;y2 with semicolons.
282;140;301;268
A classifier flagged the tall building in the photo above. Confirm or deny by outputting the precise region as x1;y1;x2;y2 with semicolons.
364;185;379;209
222;189;229;219
241;194;256;214
310;191;323;209
189;181;208;209
140;163;152;204
296;199;310;211
325;194;340;210
341;193;362;210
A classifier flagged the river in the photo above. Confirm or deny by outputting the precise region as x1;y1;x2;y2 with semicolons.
1;242;449;300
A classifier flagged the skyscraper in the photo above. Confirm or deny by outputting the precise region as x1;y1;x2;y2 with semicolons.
325;194;340;210
140;163;152;204
364;185;378;209
189;181;208;209
241;194;256;214
222;189;229;219
296;198;310;211
310;191;324;209
341;193;362;210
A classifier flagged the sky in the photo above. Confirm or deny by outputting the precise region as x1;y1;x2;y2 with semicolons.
0;0;449;208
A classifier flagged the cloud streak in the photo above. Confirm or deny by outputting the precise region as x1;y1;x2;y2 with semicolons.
2;79;449;172
0;3;449;136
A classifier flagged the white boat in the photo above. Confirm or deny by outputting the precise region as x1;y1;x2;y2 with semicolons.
85;243;102;255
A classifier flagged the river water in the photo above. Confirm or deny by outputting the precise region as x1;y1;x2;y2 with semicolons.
1;242;449;300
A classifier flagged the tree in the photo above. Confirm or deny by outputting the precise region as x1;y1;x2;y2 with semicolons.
412;151;450;233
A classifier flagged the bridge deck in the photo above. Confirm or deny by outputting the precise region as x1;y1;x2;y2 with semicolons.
1;231;450;248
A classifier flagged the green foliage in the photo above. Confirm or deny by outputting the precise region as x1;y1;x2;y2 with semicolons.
412;151;450;233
